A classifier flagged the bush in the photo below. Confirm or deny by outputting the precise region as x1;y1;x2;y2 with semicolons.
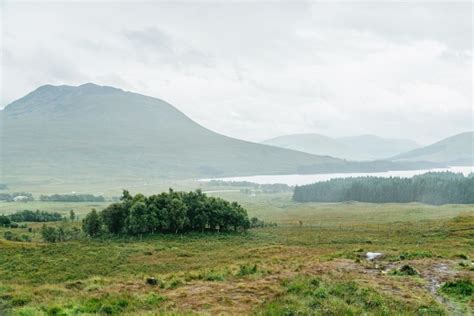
390;264;419;276
440;279;474;300
41;225;81;243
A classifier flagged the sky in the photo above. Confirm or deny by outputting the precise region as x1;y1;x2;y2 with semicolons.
1;1;472;144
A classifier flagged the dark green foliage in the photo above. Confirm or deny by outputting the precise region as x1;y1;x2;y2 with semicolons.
3;231;31;242
391;264;419;276
39;194;105;202
7;210;63;222
440;279;474;300
399;251;433;260
0;215;11;227
100;203;128;234
84;189;251;236
40;225;81;243
82;209;102;237
293;172;474;205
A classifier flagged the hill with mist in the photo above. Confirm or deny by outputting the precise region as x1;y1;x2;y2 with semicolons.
392;132;474;165
263;133;419;160
0;83;344;185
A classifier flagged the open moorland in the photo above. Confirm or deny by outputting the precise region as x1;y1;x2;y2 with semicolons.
0;190;473;315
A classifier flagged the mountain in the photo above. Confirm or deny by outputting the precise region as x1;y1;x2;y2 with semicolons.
392;132;474;165
263;134;419;161
263;133;364;160
0;83;344;186
338;135;420;160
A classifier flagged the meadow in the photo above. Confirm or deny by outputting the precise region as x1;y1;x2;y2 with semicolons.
0;191;473;315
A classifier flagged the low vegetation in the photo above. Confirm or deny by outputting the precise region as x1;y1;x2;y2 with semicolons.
39;194;105;202
0;191;472;315
294;171;474;204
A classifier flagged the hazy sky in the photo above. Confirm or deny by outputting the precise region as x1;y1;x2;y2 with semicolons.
1;1;472;144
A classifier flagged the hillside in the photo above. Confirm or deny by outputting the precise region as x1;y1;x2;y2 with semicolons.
338;135;419;160
392;132;474;165
0;83;342;186
263;133;419;161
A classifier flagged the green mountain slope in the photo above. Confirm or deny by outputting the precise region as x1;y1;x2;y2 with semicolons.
392;132;474;165
263;133;419;160
0;83;342;185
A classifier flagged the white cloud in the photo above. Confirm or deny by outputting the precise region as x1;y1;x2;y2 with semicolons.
1;1;472;144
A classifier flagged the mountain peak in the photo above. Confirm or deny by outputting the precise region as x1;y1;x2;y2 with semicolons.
3;83;124;114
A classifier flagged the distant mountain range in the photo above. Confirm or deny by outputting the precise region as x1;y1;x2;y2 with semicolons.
263;134;420;161
1;83;467;188
392;132;474;166
0;83;345;185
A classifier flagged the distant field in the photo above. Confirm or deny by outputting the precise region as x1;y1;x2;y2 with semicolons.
2;191;473;225
214;192;474;226
0;201;109;219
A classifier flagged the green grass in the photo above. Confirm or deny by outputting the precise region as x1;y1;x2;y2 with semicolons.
0;193;473;315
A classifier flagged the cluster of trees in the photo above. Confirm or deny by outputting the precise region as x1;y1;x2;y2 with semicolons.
0;184;8;190
293;172;474;205
0;192;34;202
83;189;251;236
0;215;13;227
7;210;64;222
39;194;105;202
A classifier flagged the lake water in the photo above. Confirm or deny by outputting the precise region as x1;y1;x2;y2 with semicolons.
201;166;474;186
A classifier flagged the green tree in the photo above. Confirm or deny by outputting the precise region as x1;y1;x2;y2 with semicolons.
101;203;127;234
82;209;102;237
126;201;149;234
41;224;58;243
69;210;76;221
168;198;188;233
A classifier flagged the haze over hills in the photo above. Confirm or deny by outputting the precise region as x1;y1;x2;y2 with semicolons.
263;134;419;161
0;83;345;185
392;132;474;165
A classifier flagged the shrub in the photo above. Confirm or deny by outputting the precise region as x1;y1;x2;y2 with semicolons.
390;264;419;276
440;279;474;300
236;264;258;277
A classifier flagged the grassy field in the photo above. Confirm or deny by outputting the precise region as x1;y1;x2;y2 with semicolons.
0;192;473;315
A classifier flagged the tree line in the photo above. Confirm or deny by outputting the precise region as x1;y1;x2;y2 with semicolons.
7;210;64;222
83;189;251;236
39;194;105;202
293;172;474;205
0;192;34;202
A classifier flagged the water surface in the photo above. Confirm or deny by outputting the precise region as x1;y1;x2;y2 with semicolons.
201;166;474;186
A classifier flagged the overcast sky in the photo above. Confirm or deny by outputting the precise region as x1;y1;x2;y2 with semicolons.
1;1;472;144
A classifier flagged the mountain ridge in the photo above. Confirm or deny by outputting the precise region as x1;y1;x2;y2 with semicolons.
0;83;343;186
391;131;474;165
263;133;420;160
